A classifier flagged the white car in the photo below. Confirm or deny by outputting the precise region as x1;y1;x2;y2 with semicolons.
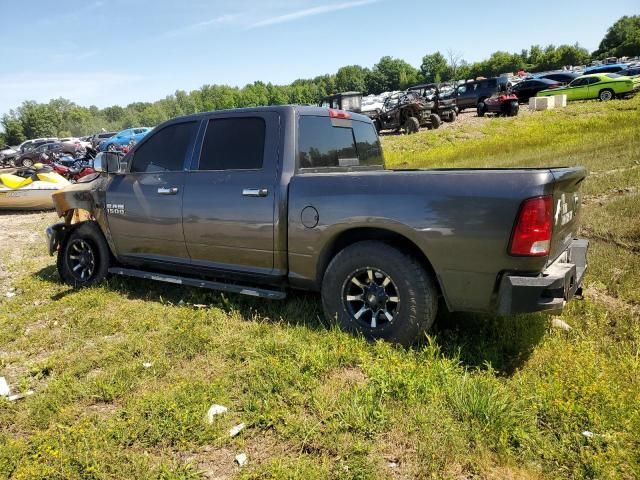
59;137;92;154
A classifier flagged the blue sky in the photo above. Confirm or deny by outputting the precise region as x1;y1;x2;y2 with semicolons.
0;0;637;115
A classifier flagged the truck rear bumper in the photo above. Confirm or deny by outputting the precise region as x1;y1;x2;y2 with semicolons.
496;239;588;315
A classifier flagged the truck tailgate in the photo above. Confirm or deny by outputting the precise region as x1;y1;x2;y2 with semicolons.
549;167;587;262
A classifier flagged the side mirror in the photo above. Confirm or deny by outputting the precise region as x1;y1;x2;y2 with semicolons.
93;152;122;173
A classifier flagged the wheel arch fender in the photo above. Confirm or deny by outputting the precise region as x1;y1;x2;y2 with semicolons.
315;225;450;308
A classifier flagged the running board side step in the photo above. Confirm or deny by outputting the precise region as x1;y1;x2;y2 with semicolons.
108;267;287;300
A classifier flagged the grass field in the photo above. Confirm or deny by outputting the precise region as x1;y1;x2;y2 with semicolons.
1;97;639;479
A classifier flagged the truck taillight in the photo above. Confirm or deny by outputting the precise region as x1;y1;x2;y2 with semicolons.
328;108;351;120
509;195;552;256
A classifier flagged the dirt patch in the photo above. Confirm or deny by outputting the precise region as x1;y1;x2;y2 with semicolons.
181;433;286;479
0;211;57;293
588;286;640;317
583;187;637;206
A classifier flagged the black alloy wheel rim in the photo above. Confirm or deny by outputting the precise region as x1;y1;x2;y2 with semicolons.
67;239;96;281
343;268;400;329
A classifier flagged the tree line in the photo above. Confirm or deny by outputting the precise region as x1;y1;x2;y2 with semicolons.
2;15;638;146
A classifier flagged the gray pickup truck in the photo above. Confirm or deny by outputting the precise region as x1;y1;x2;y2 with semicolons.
46;106;587;345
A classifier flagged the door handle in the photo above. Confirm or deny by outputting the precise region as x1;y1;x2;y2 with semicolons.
157;187;179;195
242;188;268;197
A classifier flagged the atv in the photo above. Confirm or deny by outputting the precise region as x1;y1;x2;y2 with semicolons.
364;91;441;134
477;92;519;117
407;83;458;122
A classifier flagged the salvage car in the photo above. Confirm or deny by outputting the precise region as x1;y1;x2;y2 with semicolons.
45;106;588;346
98;127;152;151
536;72;580;85
511;78;561;103
364;91;441;133
537;73;640;102
15;142;63;168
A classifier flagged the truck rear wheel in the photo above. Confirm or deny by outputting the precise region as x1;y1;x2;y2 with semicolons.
321;241;438;346
57;222;111;287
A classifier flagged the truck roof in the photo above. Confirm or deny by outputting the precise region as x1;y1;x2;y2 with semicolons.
159;105;374;126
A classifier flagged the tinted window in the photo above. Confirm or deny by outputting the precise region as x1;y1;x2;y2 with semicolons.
298;116;357;169
352;121;383;166
199;117;265;170
588;77;601;84
130;121;197;173
487;79;497;88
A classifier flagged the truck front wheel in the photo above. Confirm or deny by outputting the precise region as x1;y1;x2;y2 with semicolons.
321;241;438;346
57;222;111;287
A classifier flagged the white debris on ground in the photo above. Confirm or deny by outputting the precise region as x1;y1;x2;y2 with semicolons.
229;423;246;437
0;377;10;396
234;453;248;467
142;362;153;368
551;318;573;331
207;404;228;423
582;431;595;438
0;376;34;401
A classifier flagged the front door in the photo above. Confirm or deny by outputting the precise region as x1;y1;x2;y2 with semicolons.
182;113;280;276
565;78;587;101
106;120;199;263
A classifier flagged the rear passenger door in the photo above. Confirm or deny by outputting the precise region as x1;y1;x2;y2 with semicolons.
182;113;280;275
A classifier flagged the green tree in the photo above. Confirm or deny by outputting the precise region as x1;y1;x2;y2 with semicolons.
594;15;640;58
18;102;60;138
420;52;449;83
369;56;419;93
335;65;368;93
1;115;26;145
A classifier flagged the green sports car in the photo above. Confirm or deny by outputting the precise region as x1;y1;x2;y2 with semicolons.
537;73;640;102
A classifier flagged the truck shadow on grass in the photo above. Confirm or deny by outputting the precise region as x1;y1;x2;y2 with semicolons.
35;266;548;376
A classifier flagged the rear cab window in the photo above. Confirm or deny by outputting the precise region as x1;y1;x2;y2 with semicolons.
298;115;383;172
198;117;265;170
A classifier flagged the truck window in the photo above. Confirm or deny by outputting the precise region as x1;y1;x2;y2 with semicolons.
130;121;197;173
298;116;357;169
352;120;383;166
198;117;265;170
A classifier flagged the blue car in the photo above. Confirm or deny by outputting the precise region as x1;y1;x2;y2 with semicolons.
98;127;153;151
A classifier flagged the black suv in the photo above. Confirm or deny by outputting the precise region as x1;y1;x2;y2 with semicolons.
455;77;510;111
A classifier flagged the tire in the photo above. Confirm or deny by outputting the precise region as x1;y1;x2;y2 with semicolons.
429;113;442;129
598;89;614;102
477;102;486;117
20;157;34;168
321;241;438;346
57;222;111;287
443;110;457;122
374;119;382;134
403;116;420;134
507;101;519;117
